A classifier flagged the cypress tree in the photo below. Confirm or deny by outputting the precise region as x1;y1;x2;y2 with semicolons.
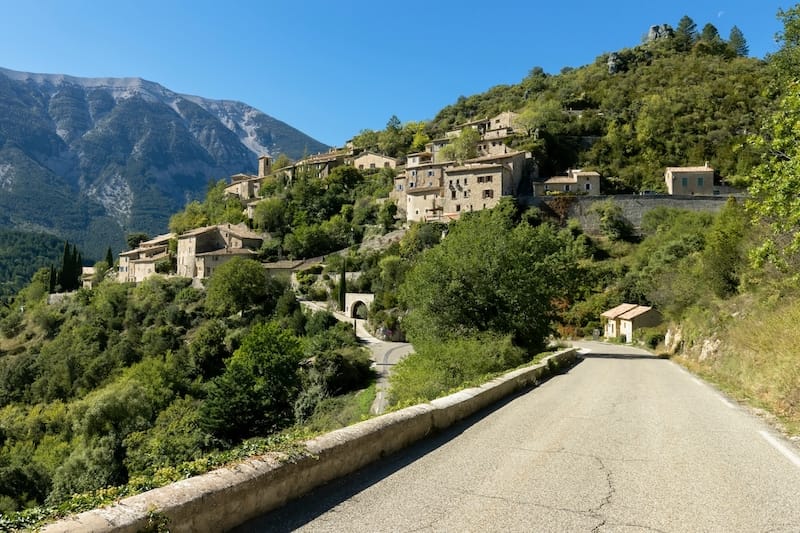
48;265;57;293
105;246;114;268
338;259;346;312
58;241;70;291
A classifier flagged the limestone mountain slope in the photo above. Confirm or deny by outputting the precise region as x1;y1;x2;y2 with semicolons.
0;67;328;258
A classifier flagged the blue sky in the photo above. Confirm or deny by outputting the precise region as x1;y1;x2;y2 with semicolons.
0;1;791;147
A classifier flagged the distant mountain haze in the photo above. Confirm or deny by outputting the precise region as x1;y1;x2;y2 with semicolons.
0;67;329;259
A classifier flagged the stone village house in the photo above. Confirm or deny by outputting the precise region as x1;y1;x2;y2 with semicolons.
118;233;175;283
601;303;662;343
176;223;264;280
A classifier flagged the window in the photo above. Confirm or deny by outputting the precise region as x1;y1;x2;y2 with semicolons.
384;162;390;168
464;190;469;198
456;204;461;212
370;163;376;169
358;164;364;170
585;183;591;191
409;182;415;188
478;176;484;183
411;170;417;177
483;189;494;199
396;184;403;191
681;177;688;188
565;184;570;192
451;190;457;199
486;175;493;183
464;178;468;185
427;170;434;177
697;177;704;187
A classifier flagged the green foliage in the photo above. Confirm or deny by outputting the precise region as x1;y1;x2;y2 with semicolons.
438;127;479;163
389;334;524;406
747;81;800;270
400;203;579;352
200;322;303;441
589;200;636;242
0;229;64;302
168;180;245;234
204;257;276;317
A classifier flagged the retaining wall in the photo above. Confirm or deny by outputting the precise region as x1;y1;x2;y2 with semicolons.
42;349;578;533
526;194;735;232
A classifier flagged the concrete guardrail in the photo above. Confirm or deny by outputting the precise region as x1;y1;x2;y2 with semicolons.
42;348;578;532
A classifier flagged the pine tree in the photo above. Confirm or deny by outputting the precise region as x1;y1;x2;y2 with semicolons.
728;25;749;57
674;15;697;52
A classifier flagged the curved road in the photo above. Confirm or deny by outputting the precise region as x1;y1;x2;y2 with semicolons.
236;341;800;532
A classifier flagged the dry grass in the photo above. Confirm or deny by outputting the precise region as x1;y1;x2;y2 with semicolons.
680;297;800;435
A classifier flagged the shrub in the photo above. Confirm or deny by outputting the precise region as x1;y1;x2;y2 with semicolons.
389;334;523;406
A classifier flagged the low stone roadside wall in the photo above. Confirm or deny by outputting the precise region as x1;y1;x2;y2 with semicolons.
42;348;578;533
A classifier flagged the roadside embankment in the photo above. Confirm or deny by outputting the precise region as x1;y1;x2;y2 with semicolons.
42;349;578;533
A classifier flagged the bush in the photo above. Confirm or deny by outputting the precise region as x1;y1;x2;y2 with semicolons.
389;334;524;406
636;326;666;349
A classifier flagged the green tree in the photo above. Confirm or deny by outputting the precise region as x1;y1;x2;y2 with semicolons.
253;197;288;234
438;127;479;163
400;206;577;352
747;81;800;268
674;15;698;52
204;257;271;317
125;233;149;250
728;25;749;57
702;197;749;297
200;322;303;440
104;247;114;267
513;97;563;136
338;260;346;312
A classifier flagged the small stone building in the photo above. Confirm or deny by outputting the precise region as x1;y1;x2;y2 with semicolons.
664;165;715;196
601;303;662;343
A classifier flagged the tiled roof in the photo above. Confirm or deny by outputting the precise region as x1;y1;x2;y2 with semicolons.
601;303;639;319
666;166;714;173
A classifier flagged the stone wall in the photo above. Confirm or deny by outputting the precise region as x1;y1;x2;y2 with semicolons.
525;194;737;232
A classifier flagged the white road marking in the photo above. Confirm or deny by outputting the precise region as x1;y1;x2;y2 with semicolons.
759;430;800;468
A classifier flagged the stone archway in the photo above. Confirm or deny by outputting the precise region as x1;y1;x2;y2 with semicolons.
351;300;368;319
344;293;374;319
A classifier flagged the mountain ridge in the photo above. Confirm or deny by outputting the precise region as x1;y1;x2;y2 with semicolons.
0;66;329;258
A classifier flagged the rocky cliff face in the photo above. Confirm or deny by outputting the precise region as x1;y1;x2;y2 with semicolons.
0;67;328;258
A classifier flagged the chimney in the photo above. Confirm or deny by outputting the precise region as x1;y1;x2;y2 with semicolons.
258;156;271;178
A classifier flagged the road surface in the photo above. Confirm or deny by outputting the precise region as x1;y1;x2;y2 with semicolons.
235;340;800;532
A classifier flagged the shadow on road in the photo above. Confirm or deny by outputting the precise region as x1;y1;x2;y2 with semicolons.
580;352;667;360
232;359;583;532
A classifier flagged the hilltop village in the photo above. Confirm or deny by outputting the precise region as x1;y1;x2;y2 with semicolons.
116;110;738;287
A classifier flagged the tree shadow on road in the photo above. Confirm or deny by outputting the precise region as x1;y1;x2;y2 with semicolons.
232;360;583;532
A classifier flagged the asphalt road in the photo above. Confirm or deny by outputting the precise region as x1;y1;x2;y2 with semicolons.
235;341;800;532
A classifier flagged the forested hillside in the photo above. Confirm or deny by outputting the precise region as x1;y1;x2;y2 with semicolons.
4;7;800;530
355;16;770;191
0;230;64;301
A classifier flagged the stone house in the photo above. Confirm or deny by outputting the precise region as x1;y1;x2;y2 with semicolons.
224;156;272;204
351;151;397;172
117;233;175;283
664;165;715;195
440;151;529;218
277;149;351;181
601;303;662;343
391;113;533;222
534;169;601;196
176;224;264;280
